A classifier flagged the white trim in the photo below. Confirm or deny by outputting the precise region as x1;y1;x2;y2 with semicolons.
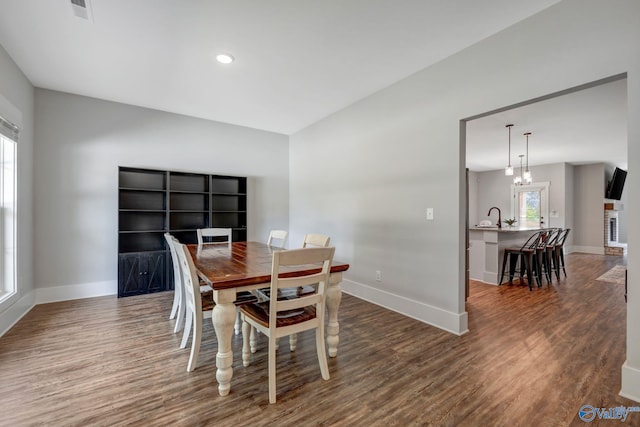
36;280;117;304
571;245;605;255
0;289;19;307
510;181;550;227
0;281;116;337
0;134;17;299
342;278;469;335
621;362;640;403
0;290;35;337
0;94;22;130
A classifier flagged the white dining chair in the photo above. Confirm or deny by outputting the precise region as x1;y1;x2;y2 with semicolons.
267;229;288;248
302;233;330;248
256;230;289;298
165;233;212;334
196;227;232;247
165;233;185;333
279;233;331;350
240;246;335;403
173;238;214;372
261;232;332;351
195;228;256;336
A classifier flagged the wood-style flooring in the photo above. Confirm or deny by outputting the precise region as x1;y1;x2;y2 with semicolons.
0;253;635;426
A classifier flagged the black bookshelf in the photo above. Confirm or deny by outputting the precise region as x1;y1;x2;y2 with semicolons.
118;166;247;297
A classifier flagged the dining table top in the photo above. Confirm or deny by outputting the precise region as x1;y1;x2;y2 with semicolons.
187;241;350;290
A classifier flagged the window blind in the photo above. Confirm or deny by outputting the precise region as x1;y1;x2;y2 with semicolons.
0;115;19;141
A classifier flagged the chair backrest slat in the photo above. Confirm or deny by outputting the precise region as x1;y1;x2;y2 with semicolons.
267;230;288;248
197;228;232;247
546;228;563;246
165;233;181;286
174;239;201;315
520;231;544;251
302;233;330;248
269;247;334;329
557;228;571;246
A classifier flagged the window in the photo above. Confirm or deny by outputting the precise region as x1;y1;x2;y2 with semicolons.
511;182;549;228
518;190;541;227
0;117;17;302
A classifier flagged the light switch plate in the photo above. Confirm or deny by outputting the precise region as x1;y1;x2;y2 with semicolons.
426;208;434;220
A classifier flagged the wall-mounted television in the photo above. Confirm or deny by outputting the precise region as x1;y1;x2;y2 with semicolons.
606;167;627;200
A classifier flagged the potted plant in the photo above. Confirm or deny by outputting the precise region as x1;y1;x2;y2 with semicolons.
504;218;517;227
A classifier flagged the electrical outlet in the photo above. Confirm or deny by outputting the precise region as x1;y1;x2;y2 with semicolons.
375;270;382;282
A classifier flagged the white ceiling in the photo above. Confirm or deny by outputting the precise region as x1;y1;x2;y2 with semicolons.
0;0;626;171
466;78;628;172
0;0;561;135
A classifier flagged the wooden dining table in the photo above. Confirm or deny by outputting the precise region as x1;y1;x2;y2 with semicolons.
187;241;350;397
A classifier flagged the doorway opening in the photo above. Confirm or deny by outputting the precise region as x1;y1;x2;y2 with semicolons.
462;73;627;299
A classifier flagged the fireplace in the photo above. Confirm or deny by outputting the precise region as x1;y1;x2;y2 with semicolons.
604;202;624;256
609;217;617;242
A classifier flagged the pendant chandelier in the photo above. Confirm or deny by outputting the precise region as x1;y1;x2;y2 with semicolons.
504;124;514;176
523;132;533;184
513;132;533;186
514;155;524;185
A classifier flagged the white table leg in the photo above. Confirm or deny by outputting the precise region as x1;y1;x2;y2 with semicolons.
234;309;241;335
326;272;343;357
212;289;236;396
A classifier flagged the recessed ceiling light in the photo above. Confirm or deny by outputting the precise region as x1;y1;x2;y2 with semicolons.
216;53;234;64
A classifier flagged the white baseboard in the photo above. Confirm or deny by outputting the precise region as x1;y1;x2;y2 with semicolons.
571;245;604;255
621;361;640;403
8;279;467;337
0;291;36;337
1;280;118;337
342;279;468;335
36;280;117;304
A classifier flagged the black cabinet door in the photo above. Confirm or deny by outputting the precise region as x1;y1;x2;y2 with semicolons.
118;253;141;297
118;252;167;297
143;252;165;293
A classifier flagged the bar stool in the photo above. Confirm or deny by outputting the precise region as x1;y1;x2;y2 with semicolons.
542;228;562;281
552;228;571;278
499;231;544;291
533;230;549;286
537;228;562;284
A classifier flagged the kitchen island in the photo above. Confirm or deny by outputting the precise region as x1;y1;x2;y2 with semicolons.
468;226;545;285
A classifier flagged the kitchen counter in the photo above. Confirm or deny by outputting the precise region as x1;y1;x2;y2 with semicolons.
468;226;547;284
469;225;545;232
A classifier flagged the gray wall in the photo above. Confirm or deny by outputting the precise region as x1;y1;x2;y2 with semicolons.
289;0;640;397
618;185;628;243
573;164;605;252
564;163;575;248
471;163;568;229
33;89;289;292
469;162;609;253
0;43;35;331
3;0;640;402
472;169;511;227
467;170;479;226
531;163;565;228
475;163;566;231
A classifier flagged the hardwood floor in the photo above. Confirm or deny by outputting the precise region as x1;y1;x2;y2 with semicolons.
0;253;634;426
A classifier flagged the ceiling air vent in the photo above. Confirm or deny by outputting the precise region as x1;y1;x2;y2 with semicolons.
70;0;93;21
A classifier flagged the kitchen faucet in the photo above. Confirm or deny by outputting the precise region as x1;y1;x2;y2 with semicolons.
488;207;502;228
